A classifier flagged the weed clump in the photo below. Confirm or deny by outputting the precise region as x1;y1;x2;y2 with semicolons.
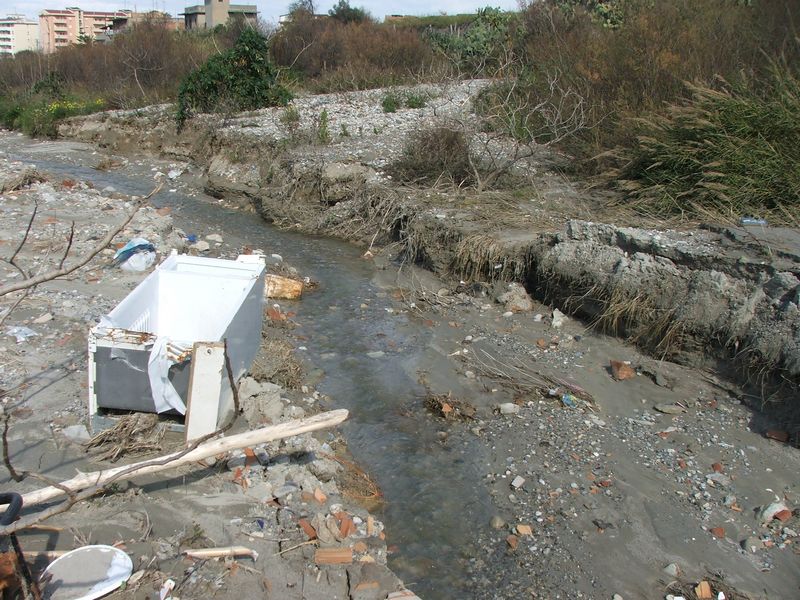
390;126;474;187
176;28;291;130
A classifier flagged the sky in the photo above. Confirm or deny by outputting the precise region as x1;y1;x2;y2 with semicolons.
5;0;521;25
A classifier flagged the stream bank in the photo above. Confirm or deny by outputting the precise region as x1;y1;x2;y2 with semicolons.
0;77;797;599
57;83;800;412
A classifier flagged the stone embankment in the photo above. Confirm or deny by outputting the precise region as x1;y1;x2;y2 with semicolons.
58;81;800;410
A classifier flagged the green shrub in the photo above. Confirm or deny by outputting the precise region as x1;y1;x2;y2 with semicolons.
381;92;400;113
176;28;291;129
404;91;428;109
280;104;301;128
613;66;800;219
316;109;330;143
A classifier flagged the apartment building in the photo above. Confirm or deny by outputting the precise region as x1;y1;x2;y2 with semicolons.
39;7;131;53
0;15;40;56
182;0;257;30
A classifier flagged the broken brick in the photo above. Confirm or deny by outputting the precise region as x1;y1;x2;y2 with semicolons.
710;527;725;539
765;430;790;443
774;509;793;522
694;581;713;600
353;541;368;553
355;581;379;591
313;488;327;504
314;547;353;565
610;360;636;381
506;535;518;550
339;514;356;538
298;518;317;540
711;462;723;473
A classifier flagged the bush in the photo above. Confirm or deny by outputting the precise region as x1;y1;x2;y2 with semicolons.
381;92;400;113
390;126;475;187
176;28;291;129
502;0;800;162
270;16;442;91
404;91;428;109
614;66;800;219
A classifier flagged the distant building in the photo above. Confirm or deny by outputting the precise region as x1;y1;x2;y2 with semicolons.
0;15;40;56
182;0;257;30
39;7;131;53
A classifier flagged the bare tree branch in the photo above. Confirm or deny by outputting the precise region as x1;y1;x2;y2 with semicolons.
0;183;162;298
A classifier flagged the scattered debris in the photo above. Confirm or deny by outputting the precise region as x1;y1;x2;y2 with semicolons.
424;391;476;421
610;359;636;381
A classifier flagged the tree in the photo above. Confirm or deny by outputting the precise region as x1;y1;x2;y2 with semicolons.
328;0;371;24
175;28;292;130
288;0;315;16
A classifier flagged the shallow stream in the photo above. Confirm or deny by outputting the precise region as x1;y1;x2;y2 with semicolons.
4;135;493;598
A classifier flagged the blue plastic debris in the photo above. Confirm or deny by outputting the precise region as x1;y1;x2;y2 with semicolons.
112;237;155;266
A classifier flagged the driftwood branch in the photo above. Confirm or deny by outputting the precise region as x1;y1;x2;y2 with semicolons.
0;183;162;298
8;200;37;278
0;409;348;535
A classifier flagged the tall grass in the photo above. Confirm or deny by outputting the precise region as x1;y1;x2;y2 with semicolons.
613;66;800;219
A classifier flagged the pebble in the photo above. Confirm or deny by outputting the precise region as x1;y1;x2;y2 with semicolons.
511;475;525;489
551;309;568;328
194;240;210;252
490;515;506;529
206;233;223;243
654;403;685;415
498;403;520;415
662;563;680;577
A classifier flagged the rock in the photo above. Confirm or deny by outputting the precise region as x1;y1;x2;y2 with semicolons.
309;458;339;482
194;240;210;252
506;534;518;550
490;515;506;530
32;313;53;324
742;536;761;553
654;403;685;415
206;233;223;243
515;524;533;536
706;473;731;487
498;282;533;313
498;403;520;415
610;360;636;381
511;475;525;489
62;424;90;443
366;351;385;358
758;501;790;524
612;595;624;600
551;309;568;328
662;563;680;577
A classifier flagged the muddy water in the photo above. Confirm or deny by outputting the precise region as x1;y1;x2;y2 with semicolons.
4;137;492;598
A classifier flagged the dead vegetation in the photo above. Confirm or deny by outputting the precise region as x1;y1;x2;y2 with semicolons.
451;234;532;283
664;573;751;600
424;391;476;422
250;336;304;390
84;413;167;462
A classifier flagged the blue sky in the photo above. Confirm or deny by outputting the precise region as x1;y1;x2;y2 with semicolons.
6;0;520;24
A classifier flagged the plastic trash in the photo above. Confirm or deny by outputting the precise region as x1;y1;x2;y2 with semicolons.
740;216;768;226
5;326;37;343
120;251;156;272
113;237;156;271
561;393;577;408
41;545;132;600
186;234;198;244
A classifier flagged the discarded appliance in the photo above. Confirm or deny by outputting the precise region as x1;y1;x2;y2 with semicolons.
88;252;265;440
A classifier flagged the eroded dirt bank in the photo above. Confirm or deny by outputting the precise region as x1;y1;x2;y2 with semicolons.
58;83;800;410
